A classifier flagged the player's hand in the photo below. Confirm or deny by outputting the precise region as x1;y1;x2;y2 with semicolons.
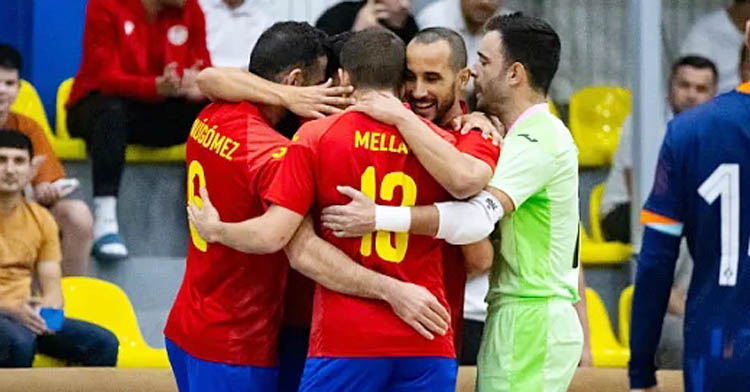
156;62;181;97
180;61;206;102
383;280;450;341
281;79;355;119
373;0;409;30
347;91;412;127
187;188;221;243
34;182;61;206
9;301;48;335
450;112;505;146
321;186;376;237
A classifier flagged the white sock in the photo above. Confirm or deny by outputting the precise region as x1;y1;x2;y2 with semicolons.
93;196;119;239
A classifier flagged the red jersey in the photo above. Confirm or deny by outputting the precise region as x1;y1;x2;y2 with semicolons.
266;110;497;358
164;102;289;366
69;0;211;107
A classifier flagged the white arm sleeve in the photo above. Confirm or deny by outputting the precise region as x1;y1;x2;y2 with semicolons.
435;190;504;245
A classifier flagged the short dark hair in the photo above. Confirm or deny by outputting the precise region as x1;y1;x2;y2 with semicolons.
0;130;33;158
340;28;406;91
249;22;328;82
671;55;718;84
412;27;468;70
484;13;561;95
325;31;355;78
0;43;22;72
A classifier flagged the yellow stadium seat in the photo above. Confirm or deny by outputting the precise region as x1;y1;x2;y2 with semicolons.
569;86;631;167
56;77;187;162
579;227;632;266
33;277;169;368
589;183;606;243
618;285;634;347
586;287;629;368
54;78;87;160
10;80;54;139
579;184;633;265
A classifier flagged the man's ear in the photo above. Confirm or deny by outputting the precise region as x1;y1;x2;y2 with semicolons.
508;62;525;88
457;67;471;92
31;155;46;179
281;68;305;86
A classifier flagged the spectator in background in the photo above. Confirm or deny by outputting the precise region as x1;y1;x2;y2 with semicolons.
741;43;750;82
0;131;118;367
316;0;419;44
0;44;93;277
680;0;750;93
600;55;717;244
197;0;276;68
67;0;211;261
417;0;510;68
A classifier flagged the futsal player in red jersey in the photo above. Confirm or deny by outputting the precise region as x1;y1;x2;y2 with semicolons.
163;22;330;391
188;28;498;391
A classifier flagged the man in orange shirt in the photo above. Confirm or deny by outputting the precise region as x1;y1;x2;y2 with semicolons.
0;130;118;367
0;44;93;276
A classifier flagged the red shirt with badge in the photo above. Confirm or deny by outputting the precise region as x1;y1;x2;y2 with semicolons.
69;0;211;107
164;101;289;366
265;109;498;358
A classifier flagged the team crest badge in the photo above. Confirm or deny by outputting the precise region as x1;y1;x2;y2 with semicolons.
167;24;189;46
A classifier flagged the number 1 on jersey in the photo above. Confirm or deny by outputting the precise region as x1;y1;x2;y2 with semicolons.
359;166;417;263
698;164;742;286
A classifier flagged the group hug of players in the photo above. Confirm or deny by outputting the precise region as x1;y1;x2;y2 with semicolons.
159;6;750;392
165;12;584;392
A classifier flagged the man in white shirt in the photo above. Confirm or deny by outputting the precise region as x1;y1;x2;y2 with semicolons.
198;0;276;68
417;0;510;71
680;0;750;93
600;55;718;244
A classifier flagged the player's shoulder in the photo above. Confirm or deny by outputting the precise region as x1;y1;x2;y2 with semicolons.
510;112;573;151
6;112;44;134
23;201;57;228
669;91;748;141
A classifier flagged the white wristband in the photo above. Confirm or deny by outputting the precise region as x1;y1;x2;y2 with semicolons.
435;190;504;245
374;205;412;232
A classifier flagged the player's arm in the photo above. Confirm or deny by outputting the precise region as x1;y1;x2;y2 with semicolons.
187;188;305;254
629;128;684;390
460;238;494;278
196;67;354;118
348;91;494;199
284;216;450;340
323;130;551;244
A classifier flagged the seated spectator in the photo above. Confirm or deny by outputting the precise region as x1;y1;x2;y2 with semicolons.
600;55;718;244
680;0;750;93
0;131;118;367
417;0;510;67
197;0;276;68
0;44;93;276
741;42;750;82
316;0;419;44
67;0;211;261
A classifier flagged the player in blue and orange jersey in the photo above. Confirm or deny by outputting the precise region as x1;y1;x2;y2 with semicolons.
188;29;500;391
629;21;750;392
